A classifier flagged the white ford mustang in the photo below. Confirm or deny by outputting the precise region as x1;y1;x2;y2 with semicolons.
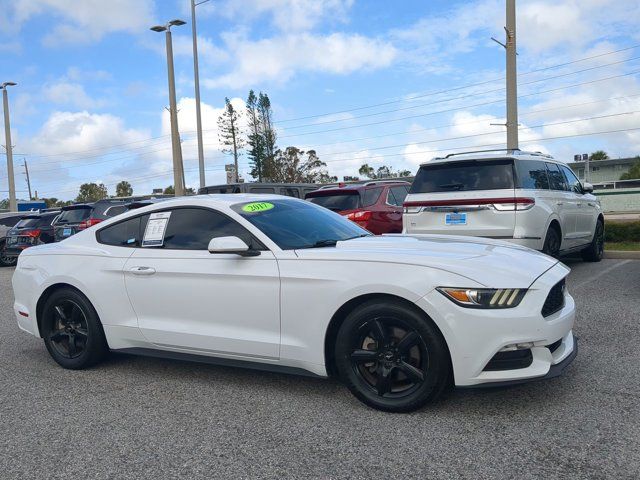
12;195;577;412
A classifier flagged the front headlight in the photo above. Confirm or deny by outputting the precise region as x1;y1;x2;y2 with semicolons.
437;287;526;308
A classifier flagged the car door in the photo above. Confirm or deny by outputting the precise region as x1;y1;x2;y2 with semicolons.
560;164;597;245
546;162;578;249
123;207;281;359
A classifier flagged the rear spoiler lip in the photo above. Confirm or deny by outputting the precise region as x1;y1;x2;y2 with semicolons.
403;197;534;208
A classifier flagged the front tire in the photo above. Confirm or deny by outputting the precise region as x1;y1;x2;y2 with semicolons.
335;300;451;412
581;219;604;262
41;288;108;369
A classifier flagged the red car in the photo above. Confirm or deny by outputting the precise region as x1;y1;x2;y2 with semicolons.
305;180;411;234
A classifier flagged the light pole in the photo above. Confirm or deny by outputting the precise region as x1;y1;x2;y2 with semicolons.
151;19;187;197
1;82;17;211
191;0;210;189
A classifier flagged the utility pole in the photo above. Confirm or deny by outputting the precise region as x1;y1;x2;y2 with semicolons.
505;0;518;150
191;0;209;190
1;82;17;211
23;159;32;200
151;20;187;197
492;0;519;150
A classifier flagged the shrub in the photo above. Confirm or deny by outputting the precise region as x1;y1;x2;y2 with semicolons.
605;221;640;243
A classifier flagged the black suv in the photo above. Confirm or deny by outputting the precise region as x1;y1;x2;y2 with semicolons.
54;200;128;242
4;211;61;263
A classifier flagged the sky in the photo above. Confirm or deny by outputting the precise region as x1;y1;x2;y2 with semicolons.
1;0;640;200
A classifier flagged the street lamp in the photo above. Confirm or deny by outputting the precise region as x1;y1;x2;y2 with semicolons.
151;19;187;197
1;81;17;211
191;0;210;189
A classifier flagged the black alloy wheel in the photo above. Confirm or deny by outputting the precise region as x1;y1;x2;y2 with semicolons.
48;300;89;359
335;300;450;412
543;227;561;258
42;288;108;369
350;317;428;398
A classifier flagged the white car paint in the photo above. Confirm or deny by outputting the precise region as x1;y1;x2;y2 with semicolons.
403;150;602;253
12;194;576;386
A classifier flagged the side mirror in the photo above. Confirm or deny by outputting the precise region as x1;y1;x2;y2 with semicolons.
582;182;594;194
207;236;259;256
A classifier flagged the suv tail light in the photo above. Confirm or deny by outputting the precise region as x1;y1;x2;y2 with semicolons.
22;229;41;238
345;211;372;222
404;197;535;212
78;218;103;230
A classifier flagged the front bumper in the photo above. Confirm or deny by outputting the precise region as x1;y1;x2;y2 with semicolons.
416;261;577;387
459;332;577;388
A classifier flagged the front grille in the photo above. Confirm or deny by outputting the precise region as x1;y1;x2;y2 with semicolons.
483;349;533;371
542;279;566;317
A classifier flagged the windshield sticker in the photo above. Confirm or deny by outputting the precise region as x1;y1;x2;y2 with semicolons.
142;211;171;247
242;202;275;213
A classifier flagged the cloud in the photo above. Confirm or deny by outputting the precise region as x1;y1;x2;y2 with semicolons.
214;0;354;32
203;32;397;89
6;0;156;46
43;82;105;110
25;111;149;157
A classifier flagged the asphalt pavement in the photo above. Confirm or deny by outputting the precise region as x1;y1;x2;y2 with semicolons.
0;259;639;479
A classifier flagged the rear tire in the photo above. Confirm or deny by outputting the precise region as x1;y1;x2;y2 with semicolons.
41;288;108;369
0;241;17;267
334;299;451;412
581;219;604;262
542;225;561;258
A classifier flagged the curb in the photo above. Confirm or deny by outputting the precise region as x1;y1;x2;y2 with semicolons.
604;250;640;259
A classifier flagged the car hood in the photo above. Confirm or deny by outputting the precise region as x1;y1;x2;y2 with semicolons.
295;234;561;288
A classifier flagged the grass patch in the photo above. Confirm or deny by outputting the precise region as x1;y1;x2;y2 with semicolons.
605;242;640;251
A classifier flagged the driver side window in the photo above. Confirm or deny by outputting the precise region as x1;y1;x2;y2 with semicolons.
161;208;262;250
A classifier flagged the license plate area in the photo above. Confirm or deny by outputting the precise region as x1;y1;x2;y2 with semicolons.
7;236;17;245
63;228;72;237
445;212;467;225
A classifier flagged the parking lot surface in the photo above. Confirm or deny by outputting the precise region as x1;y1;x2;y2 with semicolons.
1;259;639;479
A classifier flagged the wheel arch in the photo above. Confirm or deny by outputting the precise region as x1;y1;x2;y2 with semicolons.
35;283;93;337
323;293;452;378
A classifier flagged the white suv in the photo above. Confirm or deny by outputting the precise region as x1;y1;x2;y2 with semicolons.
403;149;604;261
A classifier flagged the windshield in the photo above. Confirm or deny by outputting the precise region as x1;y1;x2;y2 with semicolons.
56;208;91;224
410;159;514;193
233;199;371;250
306;192;361;212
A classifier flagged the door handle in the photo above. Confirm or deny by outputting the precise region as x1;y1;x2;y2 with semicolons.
556;202;563;206
129;266;156;276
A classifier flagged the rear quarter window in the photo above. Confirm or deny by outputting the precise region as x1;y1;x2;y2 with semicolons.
410;159;514;193
361;187;383;207
516;160;550;189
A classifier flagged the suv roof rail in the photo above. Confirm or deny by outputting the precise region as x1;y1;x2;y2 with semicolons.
528;151;554;159
442;148;521;159
363;179;410;186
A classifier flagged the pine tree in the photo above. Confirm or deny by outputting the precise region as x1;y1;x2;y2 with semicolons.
246;90;265;181
218;98;245;182
258;92;278;181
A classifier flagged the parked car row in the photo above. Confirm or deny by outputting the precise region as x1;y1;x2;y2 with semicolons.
2;149;604;265
0;199;135;266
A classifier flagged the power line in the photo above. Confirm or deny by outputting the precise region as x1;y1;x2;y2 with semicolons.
317;126;640;165
19;44;640;161
277;69;640;139
278;55;640;131
298;92;640;150
275;44;640;123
